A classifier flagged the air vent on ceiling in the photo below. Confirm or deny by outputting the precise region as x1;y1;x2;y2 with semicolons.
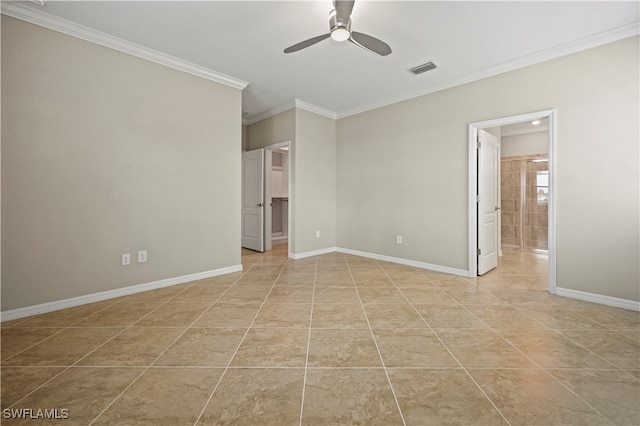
408;61;438;76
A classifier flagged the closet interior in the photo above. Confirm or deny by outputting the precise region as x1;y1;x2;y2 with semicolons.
270;151;288;244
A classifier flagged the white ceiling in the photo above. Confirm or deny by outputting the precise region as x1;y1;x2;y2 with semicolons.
501;118;548;136
6;1;639;123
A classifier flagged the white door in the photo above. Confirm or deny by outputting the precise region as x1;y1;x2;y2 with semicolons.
477;129;499;275
242;149;265;252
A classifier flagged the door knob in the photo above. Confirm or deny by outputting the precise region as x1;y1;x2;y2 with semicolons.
255;203;264;207
495;206;501;211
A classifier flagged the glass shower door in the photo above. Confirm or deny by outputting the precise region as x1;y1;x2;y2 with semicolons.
524;159;549;251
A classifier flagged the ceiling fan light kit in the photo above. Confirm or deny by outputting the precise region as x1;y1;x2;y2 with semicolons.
329;8;351;42
331;27;351;42
284;0;391;56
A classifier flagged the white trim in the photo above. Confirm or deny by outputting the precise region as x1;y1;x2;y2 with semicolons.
294;99;337;120
246;99;337;125
0;265;243;322
292;246;469;277
1;2;249;90
337;248;469;277
556;287;640;312
290;247;338;260
6;2;635;121
468;109;558;293
247;102;296;125
337;23;639;119
547;112;558;293
468;125;479;278
264;147;274;253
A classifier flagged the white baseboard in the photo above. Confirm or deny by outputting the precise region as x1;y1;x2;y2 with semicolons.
290;247;338;260
556;287;640;312
0;264;243;322
289;246;468;276
336;247;469;277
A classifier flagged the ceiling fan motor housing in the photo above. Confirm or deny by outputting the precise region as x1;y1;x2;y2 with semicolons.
329;9;351;41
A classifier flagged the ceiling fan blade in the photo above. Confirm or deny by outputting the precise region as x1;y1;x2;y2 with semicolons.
334;0;355;24
284;33;331;53
350;31;392;56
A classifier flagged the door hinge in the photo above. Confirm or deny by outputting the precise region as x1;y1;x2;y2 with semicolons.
477;248;482;255
476;141;481;149
476;195;481;202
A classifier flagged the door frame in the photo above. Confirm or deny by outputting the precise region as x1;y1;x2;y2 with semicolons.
264;141;292;253
468;109;557;294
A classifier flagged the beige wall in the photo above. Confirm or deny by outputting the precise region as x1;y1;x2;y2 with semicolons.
1;17;242;311
247;108;336;255
241;124;249;151
337;36;639;302
501;132;549;157
293;109;336;254
2;15;637;313
247;109;295;151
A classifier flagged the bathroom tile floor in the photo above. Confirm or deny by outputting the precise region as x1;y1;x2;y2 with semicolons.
2;246;639;425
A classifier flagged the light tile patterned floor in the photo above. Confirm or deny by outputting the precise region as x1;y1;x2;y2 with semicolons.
2;245;639;425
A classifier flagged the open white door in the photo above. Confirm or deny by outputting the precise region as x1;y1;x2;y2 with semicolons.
242;149;265;252
477;129;499;275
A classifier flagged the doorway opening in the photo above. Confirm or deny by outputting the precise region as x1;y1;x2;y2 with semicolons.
264;142;291;253
241;141;292;254
468;110;557;294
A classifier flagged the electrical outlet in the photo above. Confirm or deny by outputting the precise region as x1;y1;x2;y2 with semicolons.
316;230;320;238
137;250;147;263
121;253;131;266
396;235;403;244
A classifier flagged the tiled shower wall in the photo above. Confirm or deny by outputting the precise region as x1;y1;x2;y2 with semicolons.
500;155;548;251
500;159;521;248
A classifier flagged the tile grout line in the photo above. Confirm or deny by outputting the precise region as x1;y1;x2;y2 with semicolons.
402;262;618;426
376;261;514;426
2;297;136;410
297;254;319;426
192;251;290;426
479;279;640;358
541;367;617;425
457;300;617;425
1;298;123;365
4;248;637;425
85;260;254;425
451;278;632;424
346;257;407;426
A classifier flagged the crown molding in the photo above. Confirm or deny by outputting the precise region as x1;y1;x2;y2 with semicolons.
246;99;337;125
1;2;249;90
294;99;337;120
6;1;636;121
336;22;640;119
246;101;296;125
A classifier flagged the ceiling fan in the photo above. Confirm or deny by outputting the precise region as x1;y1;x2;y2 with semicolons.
284;0;392;56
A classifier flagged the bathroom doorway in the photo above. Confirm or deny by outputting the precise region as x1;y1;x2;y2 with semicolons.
468;109;557;294
499;120;549;253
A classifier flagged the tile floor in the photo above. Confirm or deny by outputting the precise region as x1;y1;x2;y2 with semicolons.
2;245;639;425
